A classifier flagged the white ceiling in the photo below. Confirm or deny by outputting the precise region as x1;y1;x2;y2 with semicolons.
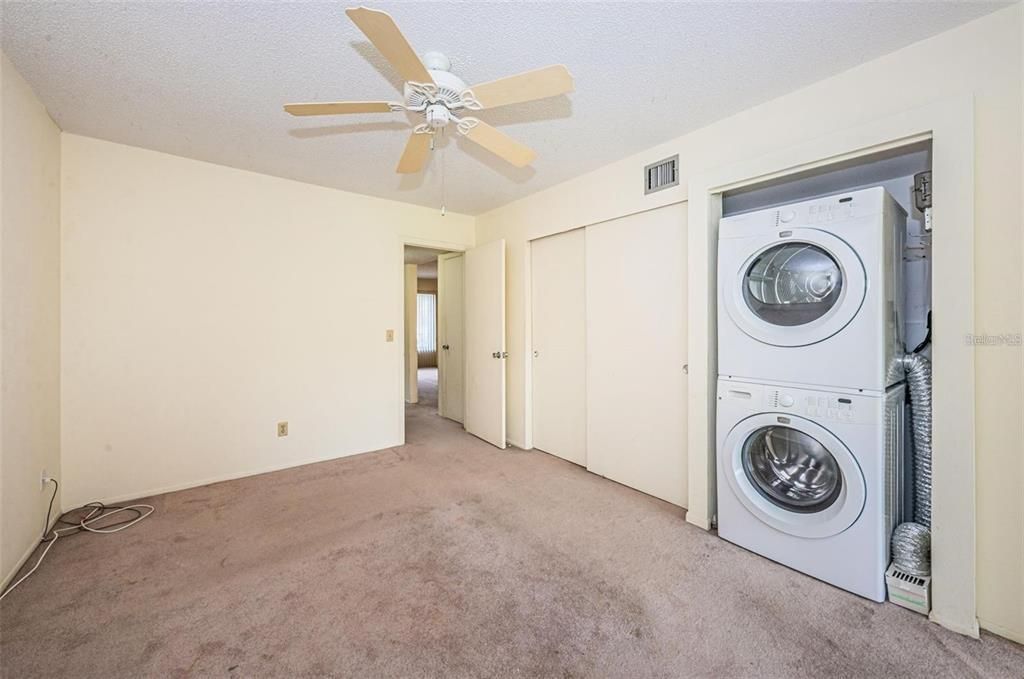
1;1;1006;215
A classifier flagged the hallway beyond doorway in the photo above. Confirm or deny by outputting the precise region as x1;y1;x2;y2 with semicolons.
418;367;438;410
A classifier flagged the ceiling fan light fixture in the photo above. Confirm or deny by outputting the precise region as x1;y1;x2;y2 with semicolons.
425;104;451;130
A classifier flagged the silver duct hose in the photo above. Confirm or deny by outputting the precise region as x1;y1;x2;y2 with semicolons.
891;353;933;577
891;522;931;577
900;353;932;528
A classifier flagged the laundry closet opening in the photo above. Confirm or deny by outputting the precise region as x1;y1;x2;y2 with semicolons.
715;139;935;608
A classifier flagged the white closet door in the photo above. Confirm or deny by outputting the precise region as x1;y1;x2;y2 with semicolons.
531;228;586;466
585;203;688;507
464;239;506;449
438;253;465;423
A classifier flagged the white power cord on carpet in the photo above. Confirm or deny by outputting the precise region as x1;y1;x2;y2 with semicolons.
0;479;154;602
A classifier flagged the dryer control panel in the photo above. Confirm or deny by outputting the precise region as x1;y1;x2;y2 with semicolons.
719;186;899;239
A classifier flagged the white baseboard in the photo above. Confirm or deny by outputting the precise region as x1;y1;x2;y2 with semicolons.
67;442;402;508
2;499;62;592
978;617;1024;645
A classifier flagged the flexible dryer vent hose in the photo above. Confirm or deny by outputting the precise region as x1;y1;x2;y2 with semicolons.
891;353;933;578
899;353;933;528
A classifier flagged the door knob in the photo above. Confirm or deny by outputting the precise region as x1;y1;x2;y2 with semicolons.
442;344;450;350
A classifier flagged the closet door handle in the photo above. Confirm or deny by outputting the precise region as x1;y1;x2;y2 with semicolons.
442;344;450;350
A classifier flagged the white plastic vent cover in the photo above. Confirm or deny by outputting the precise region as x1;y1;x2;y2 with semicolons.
644;155;679;195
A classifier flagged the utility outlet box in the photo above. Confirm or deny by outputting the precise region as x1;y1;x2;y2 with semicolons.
277;421;289;437
886;563;931;615
385;329;395;342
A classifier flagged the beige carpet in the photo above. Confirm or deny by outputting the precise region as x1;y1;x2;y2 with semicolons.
418;366;438;410
1;401;1021;678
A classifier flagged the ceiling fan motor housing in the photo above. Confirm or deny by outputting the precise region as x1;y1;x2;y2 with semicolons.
404;61;468;113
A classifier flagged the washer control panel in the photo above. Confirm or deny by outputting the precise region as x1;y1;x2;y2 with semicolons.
804;395;856;421
765;388;856;422
719;380;869;426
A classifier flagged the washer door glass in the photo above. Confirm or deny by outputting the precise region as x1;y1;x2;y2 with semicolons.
742;426;842;513
743;243;843;327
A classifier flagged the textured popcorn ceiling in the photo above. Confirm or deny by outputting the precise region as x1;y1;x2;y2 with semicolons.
1;1;1006;215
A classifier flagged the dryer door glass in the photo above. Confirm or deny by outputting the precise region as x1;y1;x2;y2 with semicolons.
744;243;842;326
742;426;842;513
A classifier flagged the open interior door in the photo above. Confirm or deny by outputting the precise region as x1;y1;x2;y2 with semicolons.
464;239;507;448
437;252;465;423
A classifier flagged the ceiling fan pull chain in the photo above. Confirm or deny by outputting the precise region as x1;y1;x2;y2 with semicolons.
440;129;447;216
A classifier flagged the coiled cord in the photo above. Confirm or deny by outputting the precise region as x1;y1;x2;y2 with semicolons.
0;479;154;601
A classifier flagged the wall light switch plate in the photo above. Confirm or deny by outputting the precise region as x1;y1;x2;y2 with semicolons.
385;329;395;342
277;421;289;437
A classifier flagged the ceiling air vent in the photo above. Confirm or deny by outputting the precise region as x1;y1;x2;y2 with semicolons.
644;155;679;195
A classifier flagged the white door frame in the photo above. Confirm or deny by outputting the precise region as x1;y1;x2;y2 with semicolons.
397;236;467;444
686;96;977;637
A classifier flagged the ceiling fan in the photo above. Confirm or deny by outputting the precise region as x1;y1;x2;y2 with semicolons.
284;6;574;174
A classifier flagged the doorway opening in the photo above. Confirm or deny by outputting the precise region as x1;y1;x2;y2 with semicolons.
403;245;464;426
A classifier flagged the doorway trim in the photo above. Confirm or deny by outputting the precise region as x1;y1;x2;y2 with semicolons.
398;236;468;444
686;96;977;637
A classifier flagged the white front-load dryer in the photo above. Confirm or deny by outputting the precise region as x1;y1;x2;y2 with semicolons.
715;378;905;601
718;187;906;392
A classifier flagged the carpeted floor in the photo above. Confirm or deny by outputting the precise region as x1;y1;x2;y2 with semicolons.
418;366;438;410
1;402;1022;678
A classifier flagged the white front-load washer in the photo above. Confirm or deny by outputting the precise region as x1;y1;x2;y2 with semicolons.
718;187;906;392
716;377;905;601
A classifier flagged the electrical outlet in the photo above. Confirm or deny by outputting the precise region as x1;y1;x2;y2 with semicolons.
385;329;395;342
277;421;289;437
40;469;50;491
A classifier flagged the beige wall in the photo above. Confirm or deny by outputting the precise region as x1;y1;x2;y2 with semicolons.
60;134;473;508
0;54;62;586
475;6;1023;641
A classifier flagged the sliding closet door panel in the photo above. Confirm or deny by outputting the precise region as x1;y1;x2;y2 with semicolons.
586;203;688;507
531;228;586;466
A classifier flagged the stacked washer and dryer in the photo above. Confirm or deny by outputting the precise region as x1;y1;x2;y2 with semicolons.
716;187;909;602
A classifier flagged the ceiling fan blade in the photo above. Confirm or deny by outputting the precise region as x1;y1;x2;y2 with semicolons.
284;101;394;116
397;132;432;174
466;65;573;109
460;120;536;168
345;7;433;85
